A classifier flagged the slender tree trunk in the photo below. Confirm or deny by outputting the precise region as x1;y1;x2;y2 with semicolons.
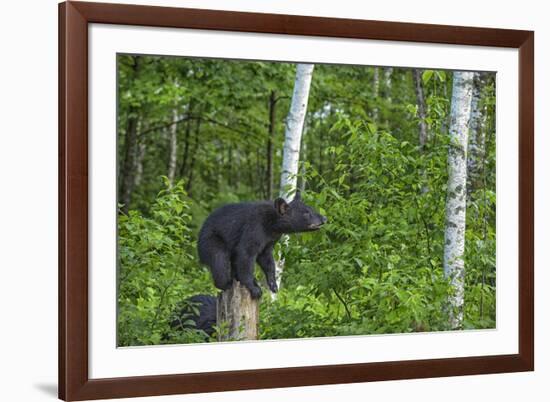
179;100;194;177
383;67;393;101
255;148;263;197
133;119;145;187
185;115;202;196
217;280;258;341
227;146;233;187
120;113;139;213
119;57;141;213
266;90;277;199
279;63;314;200
372;67;380;121
413;69;429;149
275;63;315;294
245;144;254;190
167;107;179;185
444;71;474;329
382;67;393;128
134;141;146;187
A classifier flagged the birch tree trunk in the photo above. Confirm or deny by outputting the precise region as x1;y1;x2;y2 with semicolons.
134;142;146;187
179;100;194;177
217;280;259;341
382;67;393;127
372;67;380;121
167;107;178;185
279;64;314;199
275;63;315;294
185;116;202;196
412;69;429;149
444;71;474;329
133;120;145;187
266;90;277;199
383;67;393;101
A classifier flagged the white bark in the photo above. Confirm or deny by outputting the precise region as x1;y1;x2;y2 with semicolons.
372;67;380;121
279;63;314;200
133;120;145;187
167;108;178;185
274;63;314;296
134;142;146;187
382;67;393;127
444;71;474;329
412;69;429;149
383;67;393;101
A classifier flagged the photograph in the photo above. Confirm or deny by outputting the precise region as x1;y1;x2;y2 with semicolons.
1;0;543;400
116;54;497;347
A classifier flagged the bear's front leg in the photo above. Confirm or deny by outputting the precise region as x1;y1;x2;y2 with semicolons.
234;251;262;299
257;245;278;293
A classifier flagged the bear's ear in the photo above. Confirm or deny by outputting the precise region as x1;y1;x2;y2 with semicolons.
293;190;301;201
274;198;289;215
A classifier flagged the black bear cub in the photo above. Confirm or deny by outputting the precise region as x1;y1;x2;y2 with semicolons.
198;190;327;299
171;294;217;337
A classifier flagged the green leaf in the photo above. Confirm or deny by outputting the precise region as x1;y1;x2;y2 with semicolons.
422;70;434;84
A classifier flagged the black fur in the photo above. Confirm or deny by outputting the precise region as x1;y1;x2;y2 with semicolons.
198;190;327;298
171;294;217;336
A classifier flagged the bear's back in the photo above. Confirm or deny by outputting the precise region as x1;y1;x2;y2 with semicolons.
199;201;276;247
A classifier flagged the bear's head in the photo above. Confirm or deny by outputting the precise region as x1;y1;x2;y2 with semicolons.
274;190;327;233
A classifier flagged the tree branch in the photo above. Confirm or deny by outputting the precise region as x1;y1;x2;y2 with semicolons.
332;288;352;320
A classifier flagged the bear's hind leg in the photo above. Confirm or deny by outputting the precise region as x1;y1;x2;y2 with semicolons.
201;237;232;291
210;251;233;290
210;250;232;291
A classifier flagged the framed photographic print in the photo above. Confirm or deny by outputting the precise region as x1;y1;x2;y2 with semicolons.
59;1;534;400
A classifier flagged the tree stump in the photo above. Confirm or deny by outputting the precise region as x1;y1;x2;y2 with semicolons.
216;280;259;341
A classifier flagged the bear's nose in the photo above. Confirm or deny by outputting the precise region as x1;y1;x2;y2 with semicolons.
320;215;327;224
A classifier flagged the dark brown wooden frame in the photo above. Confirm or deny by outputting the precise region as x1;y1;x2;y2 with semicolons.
59;1;534;400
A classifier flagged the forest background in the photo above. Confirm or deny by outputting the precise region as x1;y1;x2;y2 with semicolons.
116;55;496;346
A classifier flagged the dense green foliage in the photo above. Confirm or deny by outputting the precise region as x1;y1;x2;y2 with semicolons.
117;54;496;346
118;180;217;345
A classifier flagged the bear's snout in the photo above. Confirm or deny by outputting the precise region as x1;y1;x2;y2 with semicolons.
308;214;327;230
